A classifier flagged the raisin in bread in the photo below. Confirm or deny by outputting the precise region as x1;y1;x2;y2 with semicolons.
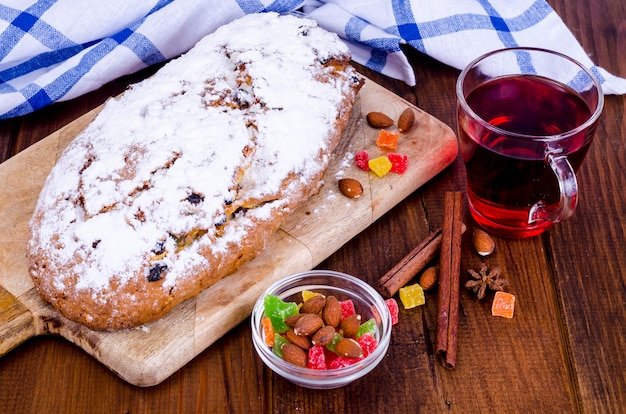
27;13;363;330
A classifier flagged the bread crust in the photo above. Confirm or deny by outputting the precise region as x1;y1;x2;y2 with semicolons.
27;13;363;330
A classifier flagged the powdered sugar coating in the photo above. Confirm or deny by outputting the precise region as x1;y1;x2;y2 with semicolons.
27;13;363;330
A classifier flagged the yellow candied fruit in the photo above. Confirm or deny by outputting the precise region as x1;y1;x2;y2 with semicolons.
399;283;425;309
368;156;393;177
301;290;322;303
491;291;515;318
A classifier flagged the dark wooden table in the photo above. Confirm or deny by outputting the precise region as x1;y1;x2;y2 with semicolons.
1;1;624;412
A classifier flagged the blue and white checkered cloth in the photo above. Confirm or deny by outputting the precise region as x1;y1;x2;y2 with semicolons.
1;0;625;119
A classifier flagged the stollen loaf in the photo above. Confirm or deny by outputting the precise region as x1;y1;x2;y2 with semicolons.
27;13;363;330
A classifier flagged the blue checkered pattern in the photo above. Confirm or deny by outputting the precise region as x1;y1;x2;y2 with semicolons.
1;0;624;118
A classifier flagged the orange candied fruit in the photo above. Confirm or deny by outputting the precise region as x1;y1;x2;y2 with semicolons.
376;130;399;150
261;316;275;346
491;291;515;318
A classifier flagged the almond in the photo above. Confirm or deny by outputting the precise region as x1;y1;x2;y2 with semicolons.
339;314;361;338
301;294;326;314
281;343;307;367
284;313;305;328
311;325;336;347
419;266;438;291
285;329;312;350
338;178;363;198
366;111;394;128
293;313;324;336
397;108;415;132
472;228;495;256
334;338;364;359
322;295;342;328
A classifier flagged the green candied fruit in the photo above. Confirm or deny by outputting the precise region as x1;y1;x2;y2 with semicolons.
272;333;290;358
263;295;298;333
325;332;343;354
356;318;376;339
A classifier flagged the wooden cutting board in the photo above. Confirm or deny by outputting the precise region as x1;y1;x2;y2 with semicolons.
0;78;457;386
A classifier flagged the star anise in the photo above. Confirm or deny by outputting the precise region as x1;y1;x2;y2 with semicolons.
465;262;509;300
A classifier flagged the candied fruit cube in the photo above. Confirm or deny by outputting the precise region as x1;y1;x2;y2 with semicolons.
376;130;399;150
399;283;425;309
263;295;298;333
307;345;327;370
261;317;275;347
357;333;378;357
492;291;516;318
385;298;399;325
301;290;322;303
339;299;356;319
324;347;340;367
329;356;361;369
355;150;370;171
272;333;289;358
368;156;393;177
356;318;376;339
387;152;408;174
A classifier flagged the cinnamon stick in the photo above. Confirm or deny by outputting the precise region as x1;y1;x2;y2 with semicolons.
376;223;467;299
376;229;443;298
436;191;463;369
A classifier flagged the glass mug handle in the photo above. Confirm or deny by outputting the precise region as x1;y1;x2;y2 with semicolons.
528;151;578;224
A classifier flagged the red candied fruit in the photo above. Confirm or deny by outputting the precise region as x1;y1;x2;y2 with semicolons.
355;150;370;171
387;153;408;174
329;356;361;369
324;347;340;367
385;298;399;325
357;333;378;357
307;345;327;370
339;299;356;319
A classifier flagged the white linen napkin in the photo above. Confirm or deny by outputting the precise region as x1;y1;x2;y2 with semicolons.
1;0;624;119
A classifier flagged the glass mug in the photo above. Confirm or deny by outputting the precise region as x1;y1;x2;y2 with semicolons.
457;47;604;238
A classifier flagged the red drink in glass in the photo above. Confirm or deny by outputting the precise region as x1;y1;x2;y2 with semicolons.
457;48;603;238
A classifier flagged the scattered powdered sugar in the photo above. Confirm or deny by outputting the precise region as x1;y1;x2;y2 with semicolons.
28;12;360;313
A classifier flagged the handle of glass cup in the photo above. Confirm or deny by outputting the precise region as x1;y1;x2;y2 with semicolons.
528;151;578;224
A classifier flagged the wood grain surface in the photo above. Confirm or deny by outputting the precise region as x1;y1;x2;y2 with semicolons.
0;0;624;412
0;79;457;386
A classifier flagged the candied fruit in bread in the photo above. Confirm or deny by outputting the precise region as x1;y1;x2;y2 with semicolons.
26;12;364;331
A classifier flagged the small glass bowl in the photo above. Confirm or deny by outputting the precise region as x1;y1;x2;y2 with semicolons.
250;270;392;389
